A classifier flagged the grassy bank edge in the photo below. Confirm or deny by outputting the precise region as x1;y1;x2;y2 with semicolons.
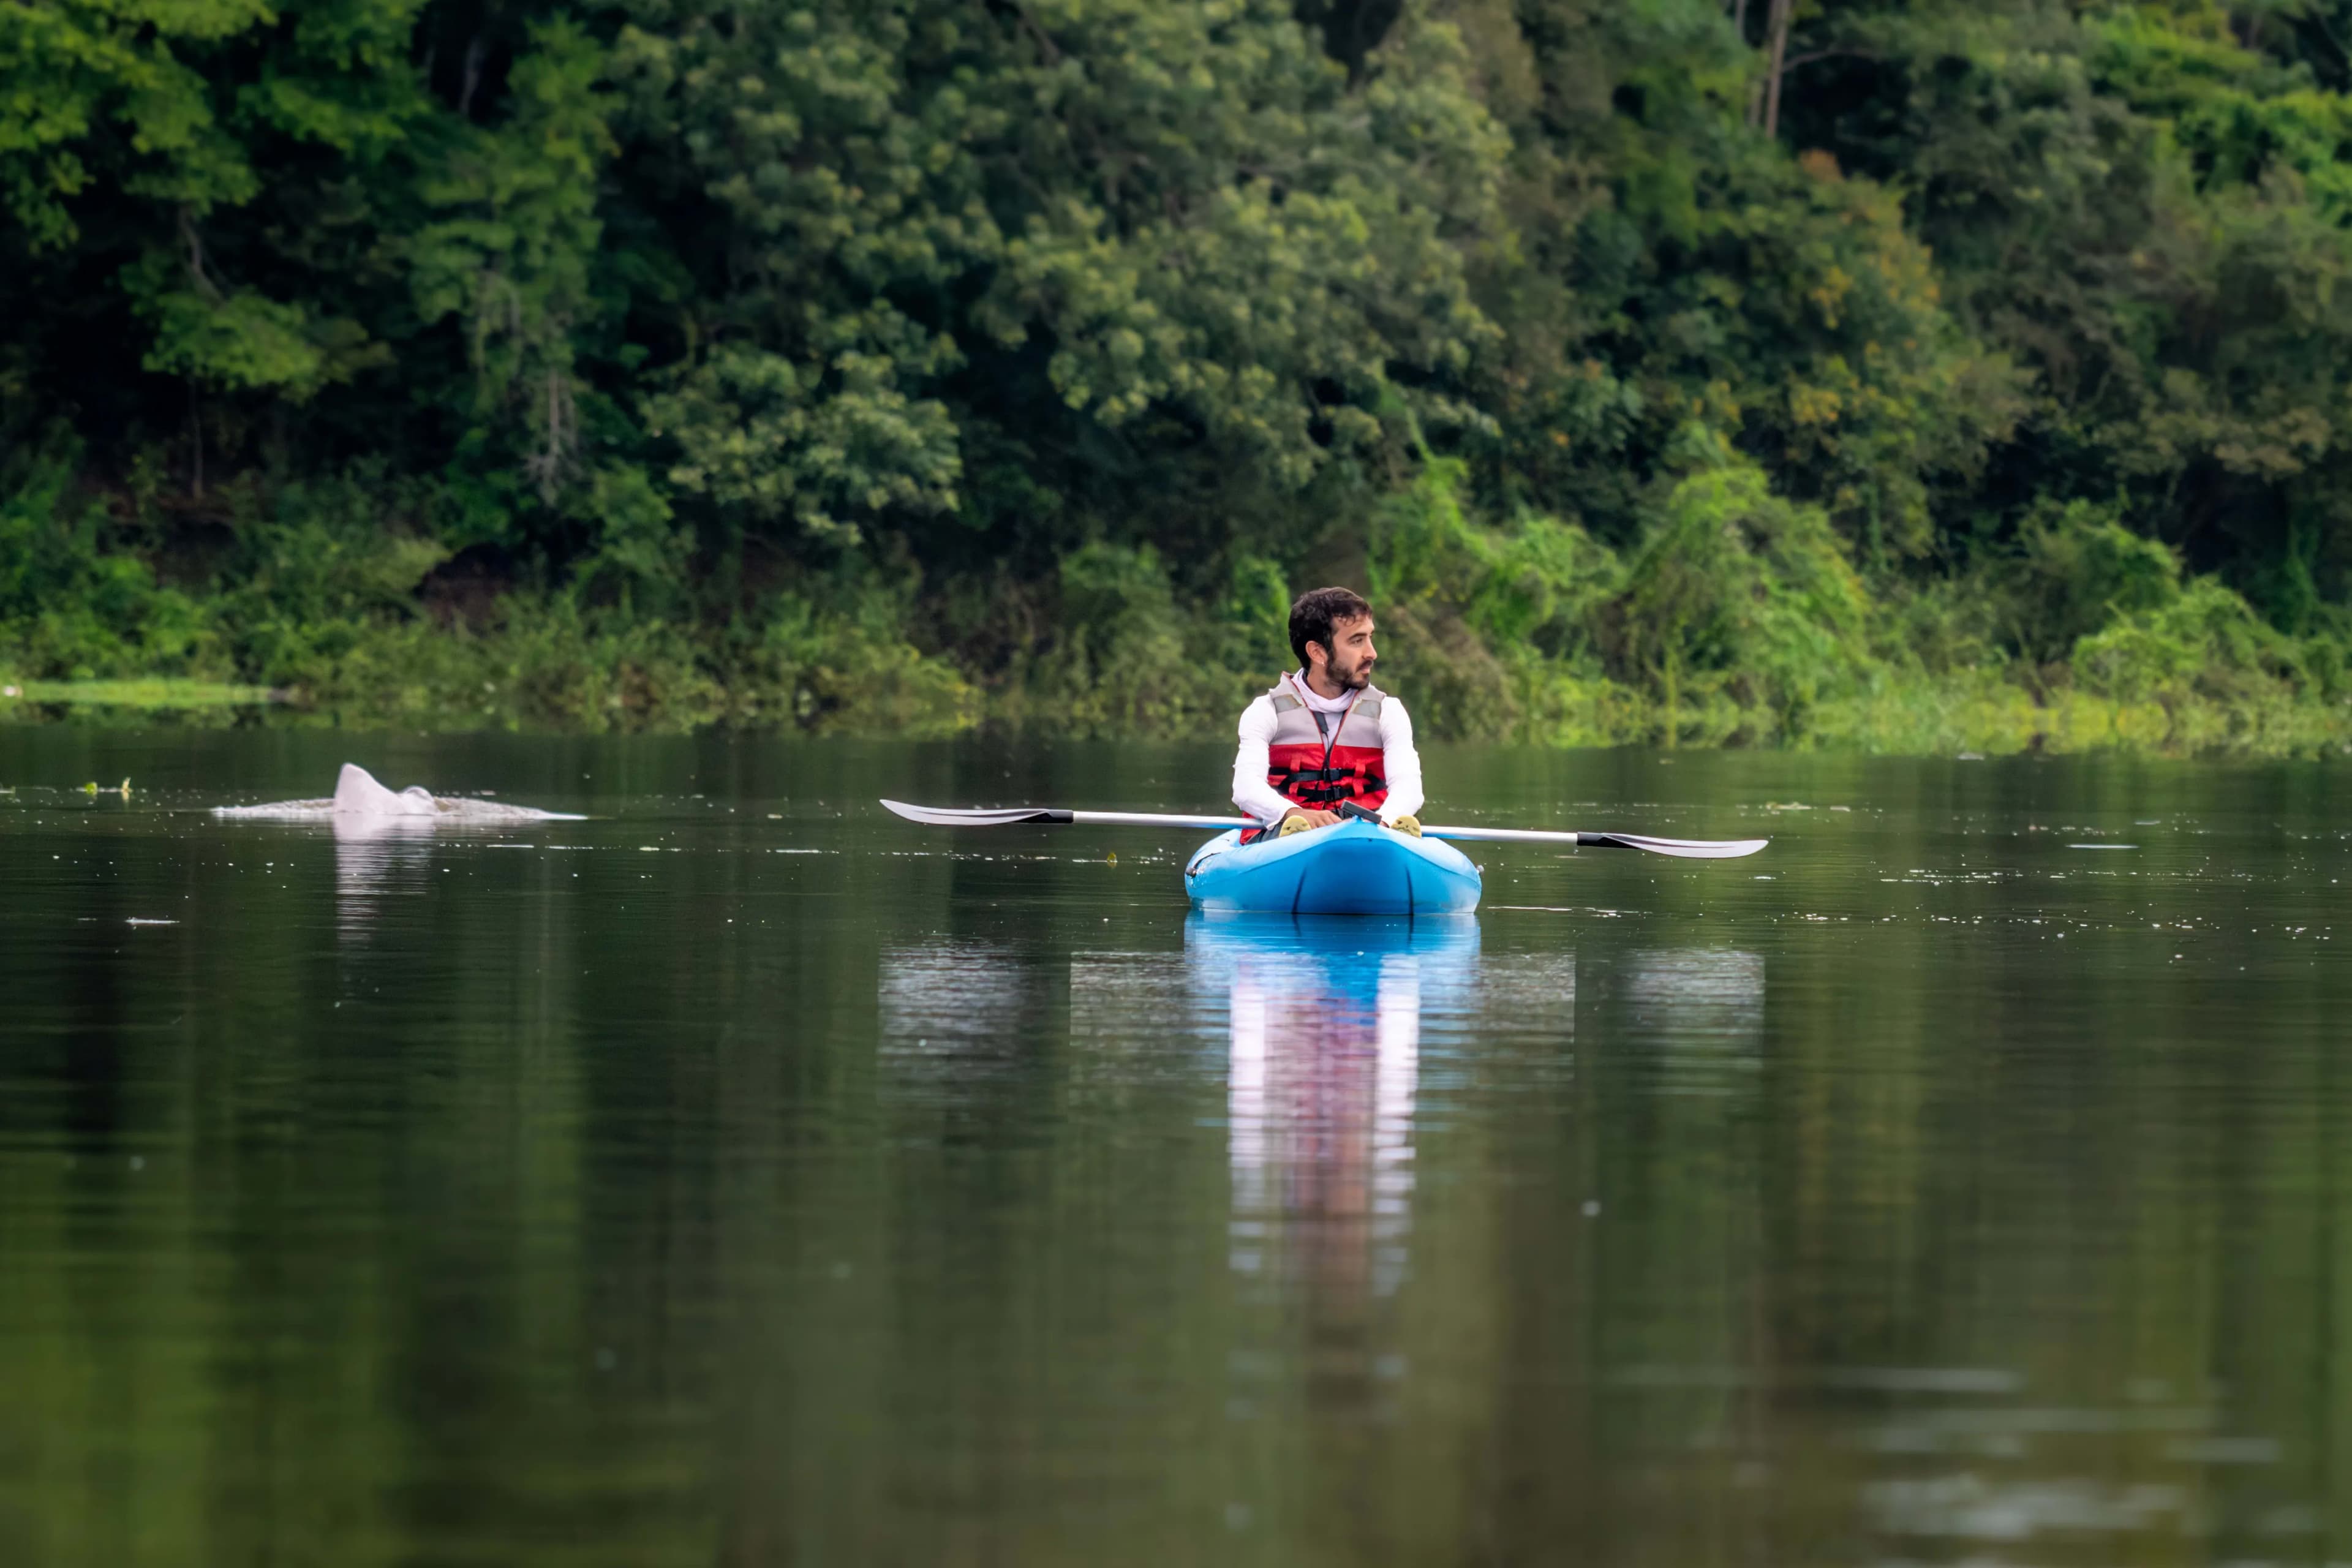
6;658;2346;759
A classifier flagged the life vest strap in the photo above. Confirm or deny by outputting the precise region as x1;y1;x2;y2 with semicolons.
1273;778;1387;805
1273;766;1387;785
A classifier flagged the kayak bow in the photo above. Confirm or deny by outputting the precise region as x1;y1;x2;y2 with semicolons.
1184;818;1482;915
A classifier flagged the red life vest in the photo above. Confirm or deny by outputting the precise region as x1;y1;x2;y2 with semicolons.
1264;675;1389;813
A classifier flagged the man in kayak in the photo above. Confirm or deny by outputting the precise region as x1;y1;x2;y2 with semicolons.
1231;587;1425;840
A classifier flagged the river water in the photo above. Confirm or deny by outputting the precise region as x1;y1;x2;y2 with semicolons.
2;728;2348;1566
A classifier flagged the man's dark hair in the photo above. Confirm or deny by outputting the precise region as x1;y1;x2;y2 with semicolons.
1288;586;1373;671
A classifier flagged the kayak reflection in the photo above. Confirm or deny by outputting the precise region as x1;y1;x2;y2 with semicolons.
1187;914;1478;1346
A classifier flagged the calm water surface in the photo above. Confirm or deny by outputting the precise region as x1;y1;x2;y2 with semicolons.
2;729;2349;1566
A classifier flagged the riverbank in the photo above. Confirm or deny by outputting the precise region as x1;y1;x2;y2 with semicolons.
7;620;2347;759
9;452;2350;757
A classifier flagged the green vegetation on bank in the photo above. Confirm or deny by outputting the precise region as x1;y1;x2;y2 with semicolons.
7;0;2352;753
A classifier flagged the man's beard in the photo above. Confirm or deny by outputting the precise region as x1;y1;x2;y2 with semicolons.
1329;657;1373;692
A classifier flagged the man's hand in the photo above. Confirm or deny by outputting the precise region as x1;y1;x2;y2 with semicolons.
1385;814;1422;837
1279;807;1341;835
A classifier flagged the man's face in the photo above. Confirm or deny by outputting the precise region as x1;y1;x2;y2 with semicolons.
1314;614;1378;690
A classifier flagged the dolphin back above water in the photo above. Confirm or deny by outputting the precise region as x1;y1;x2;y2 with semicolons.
333;763;442;816
213;763;583;823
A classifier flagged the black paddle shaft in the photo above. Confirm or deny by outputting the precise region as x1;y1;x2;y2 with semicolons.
1328;801;1629;849
1340;801;1608;847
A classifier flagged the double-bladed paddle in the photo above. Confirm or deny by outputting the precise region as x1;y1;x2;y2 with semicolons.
878;799;1768;860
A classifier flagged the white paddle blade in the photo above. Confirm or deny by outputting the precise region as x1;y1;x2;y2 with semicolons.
1593;832;1770;859
882;799;1254;831
1423;825;1769;858
880;799;1072;826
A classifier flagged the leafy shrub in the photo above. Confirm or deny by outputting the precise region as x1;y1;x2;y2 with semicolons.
0;441;218;680
1608;432;1874;741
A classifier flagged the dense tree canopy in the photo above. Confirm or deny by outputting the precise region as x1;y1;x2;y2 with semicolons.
6;0;2352;750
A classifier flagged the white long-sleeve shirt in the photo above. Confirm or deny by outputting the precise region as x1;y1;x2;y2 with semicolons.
1231;674;1424;827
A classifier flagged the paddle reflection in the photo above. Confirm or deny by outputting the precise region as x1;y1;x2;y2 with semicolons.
875;940;1063;1104
1608;948;1766;1098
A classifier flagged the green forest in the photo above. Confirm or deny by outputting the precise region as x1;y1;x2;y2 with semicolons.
10;0;2352;752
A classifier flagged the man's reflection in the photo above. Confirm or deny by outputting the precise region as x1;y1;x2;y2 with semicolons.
1189;914;1479;1417
1222;940;1423;1298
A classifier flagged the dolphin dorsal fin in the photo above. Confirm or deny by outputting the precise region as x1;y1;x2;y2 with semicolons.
333;764;435;816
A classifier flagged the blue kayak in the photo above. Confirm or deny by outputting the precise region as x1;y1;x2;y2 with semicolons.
1184;818;1483;916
